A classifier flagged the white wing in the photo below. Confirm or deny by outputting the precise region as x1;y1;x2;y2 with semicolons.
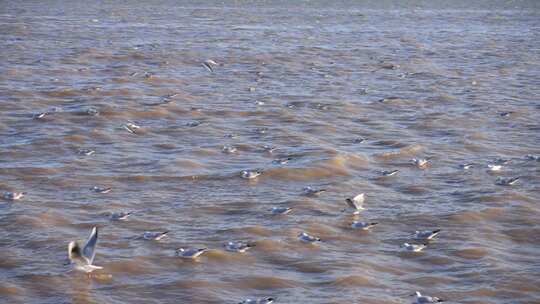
83;227;98;264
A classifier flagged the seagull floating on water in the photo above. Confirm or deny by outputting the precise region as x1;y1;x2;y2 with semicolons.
33;112;48;119
2;191;25;201
225;241;253;253
298;232;321;244
222;145;237;154
382;169;399;176
412;291;443;303
242;170;262;179
263;145;277;153
238;298;275;304
270;207;292;215
123;122;141;134
110;211;132;221
176;247;208;259
525;154;540;161
401;242;426;252
351;221;378;230
68;227;102;273
303;186;326;196
202;59;218;72
272;157;292;165
90;186;112;194
414;229;441;240
487;164;502;171
496;176;520;186
78;149;95;156
142;231;169;241
344;193;365;214
460;163;474;170
494;158;511;165
412;158;429;168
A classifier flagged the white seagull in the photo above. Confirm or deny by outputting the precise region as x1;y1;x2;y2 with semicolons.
176;247;208;259
123;122;141;134
412;291;443;303
487;164;502;171
68;227;103;273
414;229;441;240
90;186;112;194
344;193;365;214
303;186;326;196
496;177;520;186
202;59;218;72
110;211;132;221
351;221;378;230
412;158;429;168
3;191;25;201
298;232;321;244
225;241;253;253
242;170;262;179
270;207;292;215
238;298;275;304
142;231;169;241
401;243;426;252
382;169;399;176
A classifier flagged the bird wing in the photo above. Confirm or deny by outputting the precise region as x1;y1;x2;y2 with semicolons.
83;227;98;264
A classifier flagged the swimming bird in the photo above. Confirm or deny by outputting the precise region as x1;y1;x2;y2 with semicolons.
202;59;218;72
526;154;540;161
499;112;513;117
176;247;208;259
272;157;292;165
186;120;201;127
110;211;132;221
496;177;520;186
238;298;274;304
382;169;399;176
401;242;426;252
78;149;95;156
2;191;25;201
412;291;443;303
123;122;140;134
351;221;378;230
225;241;253;253
460;163;474;170
298;232;321;244
414;229;441;240
487;164;502;171
344;193;365;214
263;145;277;153
33;112;48;119
142;231;169;241
494;158;511;165
222;145;237;154
90;186;112;194
412;158;429;168
86;108;99;116
241;170;262;179
67;227;102;273
303;186;326;196
353;138;366;144
270;207;292;215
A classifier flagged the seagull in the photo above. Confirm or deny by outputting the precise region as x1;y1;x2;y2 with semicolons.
487;164;502;171
90;186;112;194
525;154;540;161
202;59;218;72
496;177;520;186
186;120;201;127
381;169;399;176
344;193;365;214
67;227;103;273
499;112;513;117
353;138;366;144
414;229;441;240
412;291;443;303
123;122;141;134
241;170;262;179
110;211;132;221
303;186;326;196
238;298;275;304
225;241;253;253
351;221;378;230
494;158;511;165
222;145;237;154
412;158;428;168
86;108;99;116
176;247;208;259
78;149;95;156
2;191;25;201
460;163;474;170
263;145;277;153
401;242;426;252
33;112;48;119
270;207;292;215
142;231;169;241
298;232;321;244
272;157;292;165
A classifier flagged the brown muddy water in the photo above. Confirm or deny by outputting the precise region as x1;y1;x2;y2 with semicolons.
1;1;540;303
